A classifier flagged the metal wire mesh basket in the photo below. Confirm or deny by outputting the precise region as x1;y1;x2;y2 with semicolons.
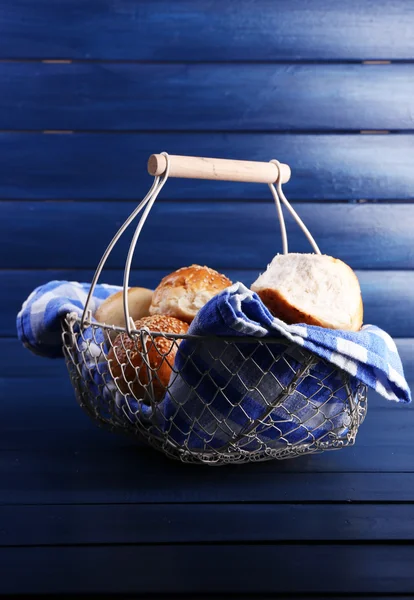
62;153;368;465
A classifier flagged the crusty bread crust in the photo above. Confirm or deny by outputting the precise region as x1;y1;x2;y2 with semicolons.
150;264;232;323
107;315;189;401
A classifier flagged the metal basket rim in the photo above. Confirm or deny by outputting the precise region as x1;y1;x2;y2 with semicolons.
64;311;292;345
62;312;369;465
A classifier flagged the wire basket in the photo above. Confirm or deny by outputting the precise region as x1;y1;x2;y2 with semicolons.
62;153;368;465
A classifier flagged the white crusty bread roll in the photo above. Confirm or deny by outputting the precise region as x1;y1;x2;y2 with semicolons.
149;265;232;324
251;253;363;331
94;287;153;329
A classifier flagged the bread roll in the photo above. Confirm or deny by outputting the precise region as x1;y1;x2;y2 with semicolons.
94;287;153;333
149;265;232;323
251;253;363;331
107;315;189;401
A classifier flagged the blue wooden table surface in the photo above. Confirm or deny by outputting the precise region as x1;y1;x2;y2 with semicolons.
2;348;414;596
1;1;414;596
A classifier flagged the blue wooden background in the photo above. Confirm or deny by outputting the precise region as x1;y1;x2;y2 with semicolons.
2;0;414;596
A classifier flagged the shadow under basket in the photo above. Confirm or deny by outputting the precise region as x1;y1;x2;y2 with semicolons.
62;314;368;466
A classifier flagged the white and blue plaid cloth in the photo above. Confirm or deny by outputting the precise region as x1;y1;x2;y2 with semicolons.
17;280;121;358
17;280;411;450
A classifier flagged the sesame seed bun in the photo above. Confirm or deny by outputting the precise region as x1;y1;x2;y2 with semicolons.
107;314;189;401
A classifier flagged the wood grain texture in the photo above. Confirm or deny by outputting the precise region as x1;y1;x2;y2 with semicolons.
4;463;414;504
0;133;413;200
2;503;414;546
3;202;414;269
5;269;414;338
148;154;291;184
1;544;414;595
1;0;414;60
2;63;414;131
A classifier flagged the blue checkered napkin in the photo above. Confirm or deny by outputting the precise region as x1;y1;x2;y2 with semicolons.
17;280;121;358
159;340;361;451
157;282;411;450
173;283;411;403
16;279;139;426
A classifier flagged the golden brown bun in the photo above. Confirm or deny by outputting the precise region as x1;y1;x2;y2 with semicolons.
149;265;232;323
94;287;153;337
251;253;363;332
107;315;189;401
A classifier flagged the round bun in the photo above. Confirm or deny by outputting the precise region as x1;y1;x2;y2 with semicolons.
94;287;153;337
149;265;232;323
251;253;363;331
107;315;189;401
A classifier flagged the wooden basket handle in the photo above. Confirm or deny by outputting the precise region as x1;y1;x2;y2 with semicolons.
148;154;291;184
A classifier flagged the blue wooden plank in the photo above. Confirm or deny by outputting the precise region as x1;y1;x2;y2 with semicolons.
0;544;413;595
2;339;70;377
2;503;414;546
2;202;413;269
1;0;414;60
2;63;414;131
397;339;414;376
0;133;413;200
5;270;414;338
3;467;414;504
359;274;414;339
